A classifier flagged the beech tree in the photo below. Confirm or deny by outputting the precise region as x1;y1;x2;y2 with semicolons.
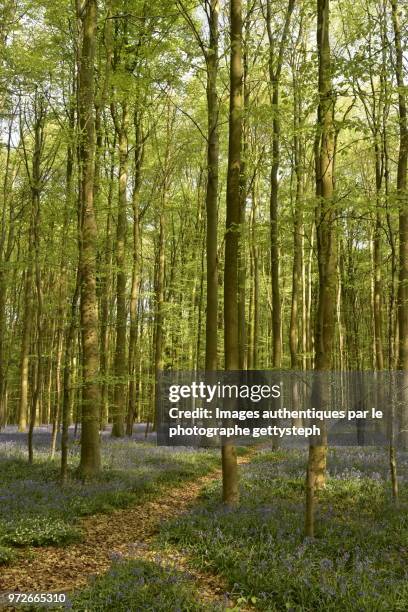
391;1;408;451
77;0;101;478
305;0;337;538
222;0;243;505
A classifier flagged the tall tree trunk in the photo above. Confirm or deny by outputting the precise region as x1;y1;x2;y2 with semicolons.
152;200;165;428
26;94;45;459
99;144;115;429
112;102;129;438
290;50;305;427
77;0;101;478
19;95;45;432
204;0;220;372
127;112;143;435
265;0;295;368
53;95;75;457
290;59;304;371
373;142;384;371
222;0;243;505
238;12;250;370
269;76;281;369
28;219;42;464
18;252;33;432
151;106;174;432
0;119;15;428
305;0;337;538
391;0;408;449
249;180;259;369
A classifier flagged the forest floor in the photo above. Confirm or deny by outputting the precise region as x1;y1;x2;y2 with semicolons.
1;468;238;608
2;432;408;610
159;446;408;611
0;429;257;610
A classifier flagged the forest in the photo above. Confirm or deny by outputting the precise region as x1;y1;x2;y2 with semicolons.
0;0;408;610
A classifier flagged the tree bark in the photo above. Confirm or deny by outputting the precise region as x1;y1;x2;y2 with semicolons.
127;112;143;435
238;12;250;371
373;142;384;371
205;0;220;372
111;102;129;438
305;0;337;538
0;119;16;428
223;0;243;505
99;144;115;430
19;95;45;432
61;270;80;483
77;0;101;478
265;0;295;368
391;1;408;449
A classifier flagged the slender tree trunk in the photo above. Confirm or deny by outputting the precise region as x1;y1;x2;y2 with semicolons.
19;96;45;432
0;119;15;428
97;12;113;430
265;0;295;368
238;13;250;370
305;0;337;538
52;116;74;451
205;0;219;372
28;217;42;464
27;95;45;460
99;144;115;429
290;62;305;427
196;227;206;370
50;323;63;458
127;113;143;435
290;69;304;371
152;183;168;426
77;0;101;478
373;143;384;370
222;0;243;505
112;103;129;438
18;259;33;432
249;181;259;369
152;202;165;428
61;271;80;483
391;1;408;449
151;107;174;431
270;78;281;369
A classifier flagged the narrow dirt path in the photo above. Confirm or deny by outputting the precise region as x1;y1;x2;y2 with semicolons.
0;450;259;609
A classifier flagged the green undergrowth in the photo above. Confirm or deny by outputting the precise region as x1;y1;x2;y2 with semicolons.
0;437;227;551
0;517;82;548
0;544;16;565
159;447;408;611
71;558;221;611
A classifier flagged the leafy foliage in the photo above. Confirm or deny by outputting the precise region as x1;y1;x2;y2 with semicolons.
1;517;81;548
0;545;16;565
72;558;219;611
